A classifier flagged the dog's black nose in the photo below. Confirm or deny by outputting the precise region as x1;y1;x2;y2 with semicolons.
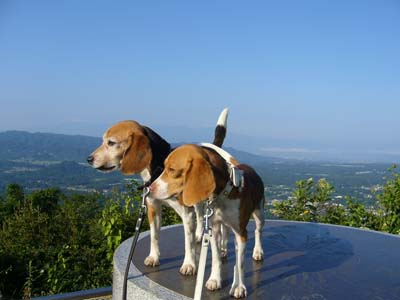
87;155;94;165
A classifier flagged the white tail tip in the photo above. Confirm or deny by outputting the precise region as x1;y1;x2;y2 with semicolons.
217;107;229;128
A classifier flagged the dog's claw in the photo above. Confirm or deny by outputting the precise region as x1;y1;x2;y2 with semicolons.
180;263;196;276
144;256;160;267
229;284;247;298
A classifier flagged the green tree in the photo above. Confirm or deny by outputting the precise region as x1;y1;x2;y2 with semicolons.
6;183;24;204
0;199;50;299
343;197;379;230
46;192;107;294
1;184;25;218
271;178;337;223
376;165;400;234
29;188;62;214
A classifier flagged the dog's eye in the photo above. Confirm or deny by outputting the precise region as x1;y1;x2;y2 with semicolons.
168;167;181;178
107;140;116;146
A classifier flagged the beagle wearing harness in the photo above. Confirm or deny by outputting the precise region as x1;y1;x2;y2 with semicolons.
87;108;229;276
150;143;265;298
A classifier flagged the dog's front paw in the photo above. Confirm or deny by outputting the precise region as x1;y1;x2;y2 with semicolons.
252;247;264;261
179;263;196;276
144;255;160;267
229;284;247;298
205;278;221;291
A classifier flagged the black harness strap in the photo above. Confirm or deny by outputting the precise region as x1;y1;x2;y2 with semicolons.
122;187;150;300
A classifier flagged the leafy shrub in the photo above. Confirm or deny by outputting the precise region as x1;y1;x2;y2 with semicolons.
376;165;400;234
271;178;340;223
271;166;400;234
0;180;182;299
0;198;50;298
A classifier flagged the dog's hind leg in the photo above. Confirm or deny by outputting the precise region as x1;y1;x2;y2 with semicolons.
252;207;265;261
220;223;230;259
229;231;247;298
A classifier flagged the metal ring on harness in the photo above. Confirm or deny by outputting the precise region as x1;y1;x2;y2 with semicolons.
122;186;149;300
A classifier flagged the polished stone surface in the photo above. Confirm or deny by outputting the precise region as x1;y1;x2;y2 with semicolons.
124;221;400;300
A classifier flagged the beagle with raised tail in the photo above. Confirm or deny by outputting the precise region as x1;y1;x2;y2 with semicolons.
149;143;265;298
87;108;229;276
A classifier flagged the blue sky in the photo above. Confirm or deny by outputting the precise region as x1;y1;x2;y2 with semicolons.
0;1;399;160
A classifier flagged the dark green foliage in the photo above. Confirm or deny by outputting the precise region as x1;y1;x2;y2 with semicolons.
342;197;380;229
377;165;400;234
0;199;50;298
6;183;24;204
29;188;62;214
0;183;25;223
271;178;337;223
0;181;182;299
271;166;400;234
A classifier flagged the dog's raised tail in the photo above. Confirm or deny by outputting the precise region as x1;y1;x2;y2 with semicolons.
213;107;229;147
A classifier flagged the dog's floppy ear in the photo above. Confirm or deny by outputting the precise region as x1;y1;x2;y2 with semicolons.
121;132;152;175
182;157;216;206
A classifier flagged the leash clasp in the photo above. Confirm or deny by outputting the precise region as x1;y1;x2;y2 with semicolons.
204;200;214;235
141;186;150;211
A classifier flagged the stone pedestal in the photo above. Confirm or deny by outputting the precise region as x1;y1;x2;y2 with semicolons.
113;221;400;300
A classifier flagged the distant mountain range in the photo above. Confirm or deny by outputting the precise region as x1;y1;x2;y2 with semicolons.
0;130;101;162
0;130;395;204
7;121;400;163
0;130;277;164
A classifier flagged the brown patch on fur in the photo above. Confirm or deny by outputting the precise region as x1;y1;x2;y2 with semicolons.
202;147;231;195
103;122;153;175
147;202;156;224
182;156;216;206
229;157;240;166
121;133;152;175
240;234;247;243
176;194;185;206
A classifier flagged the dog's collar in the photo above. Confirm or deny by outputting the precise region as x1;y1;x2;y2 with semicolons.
137;181;151;191
209;170;244;204
220;181;234;198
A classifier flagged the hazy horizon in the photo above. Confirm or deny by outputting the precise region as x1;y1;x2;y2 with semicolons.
1;1;399;162
2;126;399;164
